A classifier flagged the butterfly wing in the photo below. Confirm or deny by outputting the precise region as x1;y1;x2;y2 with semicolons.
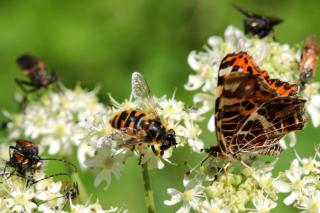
212;52;305;159
231;96;306;156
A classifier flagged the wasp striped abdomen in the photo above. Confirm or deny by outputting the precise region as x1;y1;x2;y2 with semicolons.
110;110;146;136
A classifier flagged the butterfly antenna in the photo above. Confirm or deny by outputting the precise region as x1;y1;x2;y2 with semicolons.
40;158;77;172
184;155;210;175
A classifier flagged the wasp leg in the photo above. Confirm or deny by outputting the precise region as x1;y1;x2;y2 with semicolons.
50;69;61;92
15;78;38;93
138;153;144;165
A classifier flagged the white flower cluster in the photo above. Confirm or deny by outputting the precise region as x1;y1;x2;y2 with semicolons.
0;169;69;213
0;143;127;213
164;160;279;213
274;149;320;212
165;147;320;213
185;25;320;140
4;85;105;157
79;91;204;190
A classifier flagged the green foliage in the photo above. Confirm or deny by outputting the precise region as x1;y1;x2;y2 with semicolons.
0;1;319;212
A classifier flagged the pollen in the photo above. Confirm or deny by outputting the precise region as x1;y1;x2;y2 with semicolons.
182;190;195;202
104;158;114;170
15;193;28;205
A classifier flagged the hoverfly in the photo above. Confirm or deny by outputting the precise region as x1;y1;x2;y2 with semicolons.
299;36;319;87
108;72;177;157
233;4;283;39
16;54;59;94
3;139;75;186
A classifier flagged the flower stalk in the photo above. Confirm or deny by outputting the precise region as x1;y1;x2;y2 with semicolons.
141;163;156;213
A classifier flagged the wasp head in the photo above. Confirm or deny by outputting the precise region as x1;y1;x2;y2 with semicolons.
160;129;176;151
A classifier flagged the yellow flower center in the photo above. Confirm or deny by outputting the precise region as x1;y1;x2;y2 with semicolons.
182;190;195;202
258;208;269;213
308;201;319;213
104;158;114;170
292;179;303;190
209;207;220;213
15;193;28;205
303;160;314;171
55;123;66;136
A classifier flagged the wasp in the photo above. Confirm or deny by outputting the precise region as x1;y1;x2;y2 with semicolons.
3;139;75;186
300;36;319;87
109;72;177;157
233;4;283;39
15;54;59;94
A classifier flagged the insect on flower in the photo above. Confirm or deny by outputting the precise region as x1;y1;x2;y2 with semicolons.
299;36;319;87
15;54;60;94
204;52;307;163
2;139;76;186
108;72;177;157
233;4;283;39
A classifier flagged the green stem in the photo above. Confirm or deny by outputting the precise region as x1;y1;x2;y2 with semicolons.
72;172;90;203
141;163;156;213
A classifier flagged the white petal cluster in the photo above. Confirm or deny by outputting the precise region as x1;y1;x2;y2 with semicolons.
165;160;279;213
303;82;320;127
0;163;127;213
166;147;320;213
185;25;320;134
4;85;105;158
67;199;128;213
274;149;320;212
0;168;66;212
79;92;204;189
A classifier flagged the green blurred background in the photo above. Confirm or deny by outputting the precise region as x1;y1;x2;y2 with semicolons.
0;0;319;212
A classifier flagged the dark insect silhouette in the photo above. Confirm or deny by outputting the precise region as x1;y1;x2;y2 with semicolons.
15;54;60;94
233;4;283;39
2;139;76;187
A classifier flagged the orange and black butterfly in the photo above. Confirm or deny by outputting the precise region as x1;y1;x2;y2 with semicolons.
299;36;319;87
16;54;59;94
108;72;176;157
233;4;283;39
205;52;306;161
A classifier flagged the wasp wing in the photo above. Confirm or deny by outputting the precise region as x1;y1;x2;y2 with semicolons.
131;72;160;116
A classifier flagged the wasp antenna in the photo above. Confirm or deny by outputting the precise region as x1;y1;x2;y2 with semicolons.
40;158;77;172
232;4;253;18
28;172;70;188
268;16;283;26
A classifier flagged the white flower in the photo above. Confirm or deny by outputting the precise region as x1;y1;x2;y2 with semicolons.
297;190;320;213
249;194;277;213
199;199;231;213
4;186;37;213
164;177;203;213
85;148;128;190
36;181;65;211
303;82;320;127
183;120;203;153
